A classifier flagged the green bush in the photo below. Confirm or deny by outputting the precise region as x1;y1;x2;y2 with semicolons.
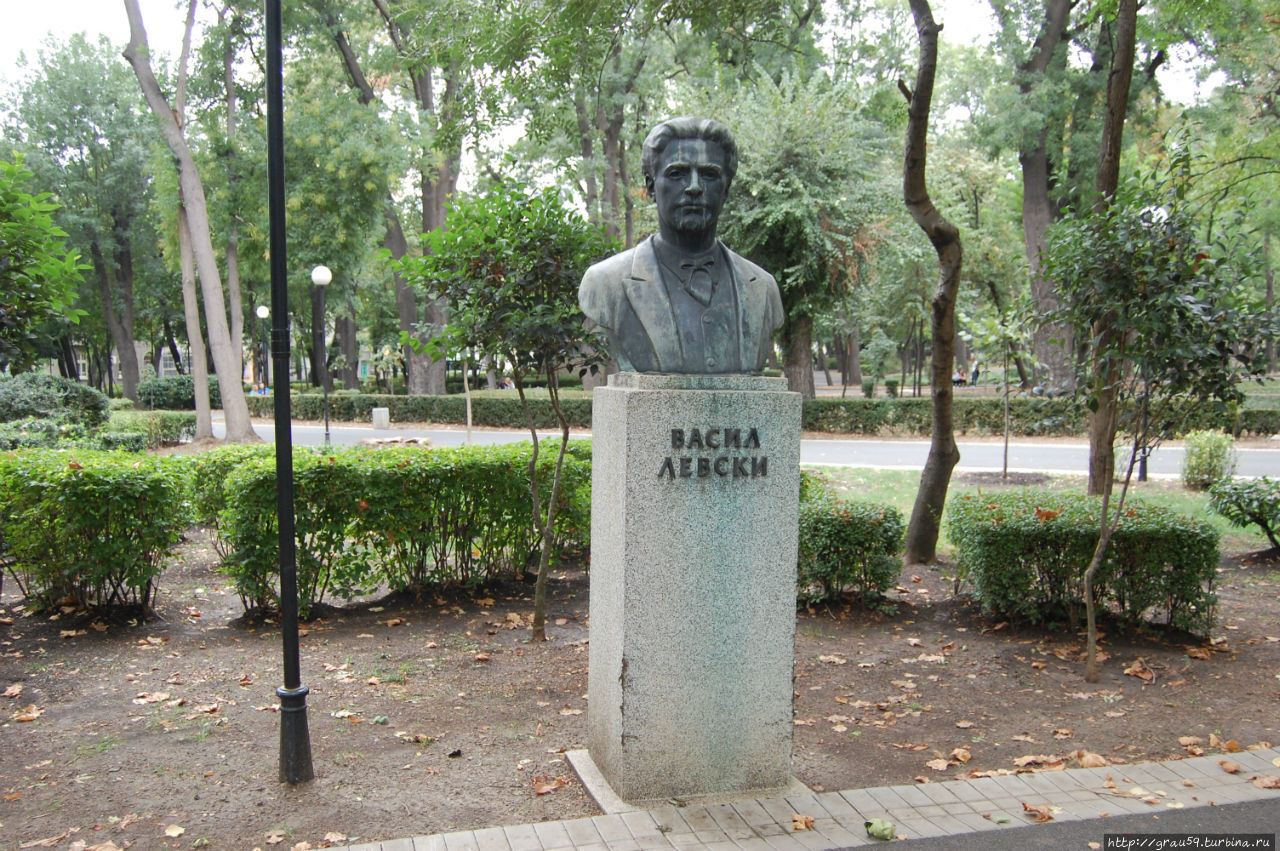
97;431;147;452
1182;429;1235;490
884;378;900;398
108;398;135;411
0;371;109;429
947;490;1218;633
215;442;592;618
136;374;222;410
0;449;187;611
247;391;595;429
219;450;374;618
796;470;904;605
103;410;197;448
0;417;67;449
861;378;875;399
1209;477;1280;551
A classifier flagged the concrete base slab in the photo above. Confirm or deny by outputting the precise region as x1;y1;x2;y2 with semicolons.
567;749;810;815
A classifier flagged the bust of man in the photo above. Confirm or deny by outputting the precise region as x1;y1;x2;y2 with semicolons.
579;117;784;374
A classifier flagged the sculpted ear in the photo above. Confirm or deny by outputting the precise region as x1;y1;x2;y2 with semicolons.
644;173;656;200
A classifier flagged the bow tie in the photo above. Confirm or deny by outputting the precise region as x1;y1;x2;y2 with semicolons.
680;256;716;305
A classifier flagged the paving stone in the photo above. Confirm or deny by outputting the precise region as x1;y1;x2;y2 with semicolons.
757;796;804;826
732;838;776;850
621;810;664;840
916;782;963;806
592;814;633;844
502;824;541;851
945;778;998;802
864;786;912;811
705;803;757;842
886;783;934;807
896;817;949;839
680;807;724;834
812;791;861;820
380;840;419;851
756;832;812;850
441;831;480;851
532;821;572;849
912;803;948;819
471;827;511;851
561;818;603;846
414;838;447;851
837;788;882;816
939;801;976;816
733;798;786;835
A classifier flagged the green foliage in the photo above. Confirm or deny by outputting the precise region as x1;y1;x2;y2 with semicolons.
948;490;1219;634
796;471;904;606
215;443;592;618
1209;477;1280;551
0;417;66;449
136;375;222;410
0;449;187;611
187;444;279;528
103;410;197;448
96;431;147;453
0;371;109;429
1182;429;1236;490
861;379;875;399
0;156;84;372
884;379;899;398
1044;146;1275;445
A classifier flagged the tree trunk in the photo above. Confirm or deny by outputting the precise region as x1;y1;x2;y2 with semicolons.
782;314;816;398
574;89;601;228
123;0;256;442
1086;0;1137;497
337;314;359;389
902;0;963;565
221;3;244;361
310;284;330;391
1016;0;1075;391
177;198;213;438
89;240;140;401
58;334;78;380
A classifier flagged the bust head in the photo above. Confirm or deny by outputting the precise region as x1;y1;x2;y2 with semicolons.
642;117;739;252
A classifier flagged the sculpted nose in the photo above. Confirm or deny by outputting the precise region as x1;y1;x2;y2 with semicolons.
686;171;703;196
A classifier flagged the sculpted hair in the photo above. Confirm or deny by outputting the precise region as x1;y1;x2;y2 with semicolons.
641;117;738;186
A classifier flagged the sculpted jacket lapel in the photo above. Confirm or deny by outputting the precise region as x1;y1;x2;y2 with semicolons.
623;238;683;372
728;246;767;371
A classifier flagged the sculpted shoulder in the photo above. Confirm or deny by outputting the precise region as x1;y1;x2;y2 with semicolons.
726;248;774;286
579;246;639;325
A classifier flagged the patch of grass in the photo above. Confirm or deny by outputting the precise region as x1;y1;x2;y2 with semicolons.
77;735;119;756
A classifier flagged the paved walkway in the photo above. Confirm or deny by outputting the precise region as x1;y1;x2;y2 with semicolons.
346;747;1280;850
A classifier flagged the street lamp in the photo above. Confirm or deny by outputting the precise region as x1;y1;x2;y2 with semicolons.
256;305;270;387
311;265;332;447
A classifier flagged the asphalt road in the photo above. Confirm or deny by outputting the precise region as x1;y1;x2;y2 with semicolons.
215;420;1280;478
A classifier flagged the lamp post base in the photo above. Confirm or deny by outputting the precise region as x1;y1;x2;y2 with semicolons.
277;685;314;784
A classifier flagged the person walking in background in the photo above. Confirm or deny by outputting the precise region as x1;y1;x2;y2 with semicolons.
970;360;980;387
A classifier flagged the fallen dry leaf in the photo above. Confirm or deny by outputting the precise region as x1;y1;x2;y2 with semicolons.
818;654;848;665
265;829;287;844
950;747;971;764
955;720;974;729
322;833;348;845
792;814;815;831
163;825;185;838
532;775;567;795
1179;736;1203;747
1073;750;1109;768
1021;802;1054;823
13;704;42;722
1219;759;1241;774
1251;776;1280;789
19;832;69;848
1123;658;1155;683
3;683;21;698
925;758;951;771
558;705;582;716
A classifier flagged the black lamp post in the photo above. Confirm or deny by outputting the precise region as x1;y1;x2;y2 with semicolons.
311;264;332;447
266;0;313;785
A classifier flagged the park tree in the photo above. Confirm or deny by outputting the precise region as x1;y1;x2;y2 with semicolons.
398;181;615;640
707;71;896;398
900;0;964;565
5;34;159;400
1043;148;1275;682
123;0;257;442
0;156;84;372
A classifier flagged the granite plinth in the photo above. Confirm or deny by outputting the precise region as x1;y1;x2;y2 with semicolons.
587;372;801;803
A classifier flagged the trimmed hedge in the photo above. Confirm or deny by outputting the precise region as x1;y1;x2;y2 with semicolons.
797;470;904;605
137;374;222;410
215;442;592;618
0;372;109;429
103;410;197;448
243;389;1280;438
947;490;1218;633
0;449;187;611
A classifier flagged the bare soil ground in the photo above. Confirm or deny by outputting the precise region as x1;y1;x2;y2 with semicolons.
2;512;1278;849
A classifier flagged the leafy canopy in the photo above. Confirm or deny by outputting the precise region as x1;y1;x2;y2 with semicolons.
399;180;616;380
0;155;84;371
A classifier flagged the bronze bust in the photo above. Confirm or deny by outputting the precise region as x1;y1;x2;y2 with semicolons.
579;117;784;374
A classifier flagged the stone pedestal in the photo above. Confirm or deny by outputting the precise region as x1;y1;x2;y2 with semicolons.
586;373;801;803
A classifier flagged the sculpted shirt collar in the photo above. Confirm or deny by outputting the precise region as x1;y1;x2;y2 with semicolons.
650;234;723;283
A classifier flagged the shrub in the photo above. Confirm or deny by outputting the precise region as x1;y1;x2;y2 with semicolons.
215;442;593;618
796;470;904;605
1182;429;1235;490
97;431;147;452
861;378;875;399
884;379;900;398
136;374;222;410
0;372;109;429
948;490;1218;633
0;449;187;611
103;410;197;448
0;417;65;449
219;450;374;618
1209;477;1280;551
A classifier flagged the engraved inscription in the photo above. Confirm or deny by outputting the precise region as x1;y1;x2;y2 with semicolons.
659;426;767;481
